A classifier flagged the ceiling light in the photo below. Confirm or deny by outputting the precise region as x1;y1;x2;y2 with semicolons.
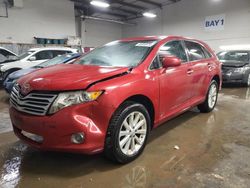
143;12;157;18
90;0;110;8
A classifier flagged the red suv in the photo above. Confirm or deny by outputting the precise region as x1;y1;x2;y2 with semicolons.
9;36;221;163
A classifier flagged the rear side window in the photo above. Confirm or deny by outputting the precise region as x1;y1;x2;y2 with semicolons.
185;41;207;61
159;41;188;62
201;45;212;59
52;50;71;57
35;50;54;60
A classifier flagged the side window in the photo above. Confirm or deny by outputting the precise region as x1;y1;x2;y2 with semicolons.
52;50;69;57
159;41;188;62
185;41;206;61
35;50;53;60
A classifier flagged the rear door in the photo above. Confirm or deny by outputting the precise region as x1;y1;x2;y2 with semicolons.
52;50;71;58
31;50;54;65
184;41;213;100
157;40;193;118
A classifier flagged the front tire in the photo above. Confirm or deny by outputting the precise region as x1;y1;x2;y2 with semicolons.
198;80;218;113
104;101;151;164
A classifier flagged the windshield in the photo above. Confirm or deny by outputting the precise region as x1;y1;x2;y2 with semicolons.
18;51;35;59
217;51;249;62
36;54;74;68
74;40;158;67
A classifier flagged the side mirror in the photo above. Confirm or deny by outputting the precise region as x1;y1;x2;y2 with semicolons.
162;56;182;68
29;56;36;61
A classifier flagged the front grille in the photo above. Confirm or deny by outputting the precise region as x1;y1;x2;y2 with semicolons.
222;66;231;71
10;84;57;116
222;66;233;74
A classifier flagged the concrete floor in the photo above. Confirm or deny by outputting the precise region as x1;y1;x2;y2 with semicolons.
0;87;250;188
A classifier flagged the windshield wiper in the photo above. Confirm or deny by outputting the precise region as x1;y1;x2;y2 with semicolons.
128;66;134;72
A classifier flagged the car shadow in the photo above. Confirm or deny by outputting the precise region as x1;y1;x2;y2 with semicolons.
222;83;246;88
0;89;9;105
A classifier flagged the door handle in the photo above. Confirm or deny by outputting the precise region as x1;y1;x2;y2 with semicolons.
187;69;194;75
207;63;213;71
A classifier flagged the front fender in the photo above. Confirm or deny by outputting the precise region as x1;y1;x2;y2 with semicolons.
89;69;160;121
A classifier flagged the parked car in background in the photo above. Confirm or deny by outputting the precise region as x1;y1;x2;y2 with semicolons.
0;47;78;84
9;36;221;164
0;47;18;64
217;50;250;86
3;53;81;93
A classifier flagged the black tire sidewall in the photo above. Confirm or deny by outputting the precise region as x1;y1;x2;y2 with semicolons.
111;103;151;163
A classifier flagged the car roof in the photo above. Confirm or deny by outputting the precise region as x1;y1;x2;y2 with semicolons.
119;35;204;43
28;47;76;51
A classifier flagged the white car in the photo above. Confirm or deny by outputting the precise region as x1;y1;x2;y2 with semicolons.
0;47;77;82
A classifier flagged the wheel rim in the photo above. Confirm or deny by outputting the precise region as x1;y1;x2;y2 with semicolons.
208;83;217;108
119;111;147;156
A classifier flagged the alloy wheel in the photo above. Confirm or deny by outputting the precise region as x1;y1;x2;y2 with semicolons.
208;83;218;109
119;111;147;156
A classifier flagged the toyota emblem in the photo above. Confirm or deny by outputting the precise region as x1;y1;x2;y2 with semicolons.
20;83;32;95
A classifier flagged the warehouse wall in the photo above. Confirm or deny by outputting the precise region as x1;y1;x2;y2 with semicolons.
0;0;76;44
81;19;122;47
122;0;250;52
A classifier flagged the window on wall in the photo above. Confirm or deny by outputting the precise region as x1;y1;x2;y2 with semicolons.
159;40;188;62
185;41;207;61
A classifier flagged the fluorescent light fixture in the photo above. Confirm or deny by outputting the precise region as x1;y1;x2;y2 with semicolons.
220;44;250;51
90;0;110;8
143;12;157;18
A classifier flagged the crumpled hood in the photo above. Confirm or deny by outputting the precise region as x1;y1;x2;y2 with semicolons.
17;64;129;91
8;68;37;80
221;60;249;67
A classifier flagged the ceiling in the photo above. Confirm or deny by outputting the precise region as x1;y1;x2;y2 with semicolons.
72;0;181;21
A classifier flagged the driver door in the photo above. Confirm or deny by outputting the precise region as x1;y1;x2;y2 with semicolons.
157;40;193;119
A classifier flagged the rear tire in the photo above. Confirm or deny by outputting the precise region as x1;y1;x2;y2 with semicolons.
104;101;151;164
198;80;218;113
244;73;250;87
